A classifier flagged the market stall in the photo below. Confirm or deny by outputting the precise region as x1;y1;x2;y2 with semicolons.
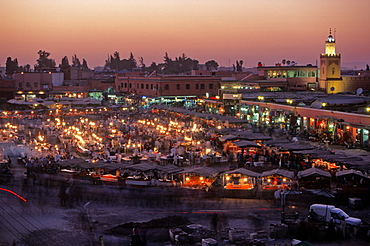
218;168;260;198
297;167;331;190
334;169;370;198
260;169;295;199
179;166;220;189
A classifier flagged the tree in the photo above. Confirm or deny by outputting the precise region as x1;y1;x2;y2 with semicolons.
238;60;244;71
72;54;81;67
5;57;18;75
36;50;56;68
366;64;369;71
282;59;286;66
24;64;31;72
82;59;89;70
161;52;199;74
138;57;146;72
128;52;137;70
148;62;158;73
236;60;243;72
205;60;219;71
286;60;291;65
60;56;70;67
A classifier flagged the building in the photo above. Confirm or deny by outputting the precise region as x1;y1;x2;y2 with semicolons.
115;72;221;98
14;71;64;101
319;29;342;93
0;66;6;79
319;29;370;94
59;66;94;80
256;64;318;91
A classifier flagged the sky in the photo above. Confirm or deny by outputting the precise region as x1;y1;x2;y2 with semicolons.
1;0;369;69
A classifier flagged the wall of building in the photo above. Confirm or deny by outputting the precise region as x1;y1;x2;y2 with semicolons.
115;76;220;97
327;76;370;93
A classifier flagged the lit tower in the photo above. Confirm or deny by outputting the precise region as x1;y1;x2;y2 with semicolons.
319;28;342;93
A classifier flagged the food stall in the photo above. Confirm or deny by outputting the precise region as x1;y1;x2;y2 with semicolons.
124;162;158;187
218;168;260;198
297;167;331;190
260;169;295;199
334;169;370;198
179;166;220;189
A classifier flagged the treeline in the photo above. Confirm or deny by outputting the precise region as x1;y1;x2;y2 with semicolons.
104;51;220;74
3;50;226;76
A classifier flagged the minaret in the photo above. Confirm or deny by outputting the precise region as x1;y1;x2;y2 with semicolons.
325;28;336;55
319;28;342;93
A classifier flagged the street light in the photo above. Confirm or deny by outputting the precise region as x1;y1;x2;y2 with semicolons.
286;99;293;104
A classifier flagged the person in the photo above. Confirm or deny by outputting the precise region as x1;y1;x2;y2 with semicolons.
308;209;318;222
59;181;68;206
211;213;219;233
274;189;281;206
131;224;143;246
328;219;336;240
340;216;346;239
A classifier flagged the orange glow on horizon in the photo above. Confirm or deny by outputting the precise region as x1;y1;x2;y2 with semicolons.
1;0;369;68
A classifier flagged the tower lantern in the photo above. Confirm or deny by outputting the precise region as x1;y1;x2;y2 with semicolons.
325;28;336;56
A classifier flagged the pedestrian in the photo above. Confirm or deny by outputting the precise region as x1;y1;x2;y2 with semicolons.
131;224;143;246
327;219;336;240
211;213;219;233
340;216;346;239
274;189;281;206
59;181;68;206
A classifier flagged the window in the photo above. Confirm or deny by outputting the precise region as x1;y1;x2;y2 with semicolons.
141;84;144;89
26;82;31;87
209;84;213;89
19;83;22;88
196;84;199;89
200;84;205;89
124;83;127;88
34;82;38;87
186;84;190;89
151;84;153;89
308;71;315;77
129;83;132;88
177;84;180;90
164;84;169;90
146;84;149;89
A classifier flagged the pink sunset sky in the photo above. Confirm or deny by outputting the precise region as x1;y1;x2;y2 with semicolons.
1;0;369;69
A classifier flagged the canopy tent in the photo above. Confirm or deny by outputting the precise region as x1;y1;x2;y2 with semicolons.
154;164;184;174
232;140;261;148
57;158;87;167
265;140;315;151
218;134;239;142
178;166;220;177
261;169;295;179
336;169;370;179
297;167;331;178
220;168;260;177
234;132;273;141
124;162;158;172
